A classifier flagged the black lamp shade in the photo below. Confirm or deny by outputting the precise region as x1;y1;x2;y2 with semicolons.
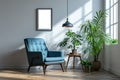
62;0;73;28
62;20;73;27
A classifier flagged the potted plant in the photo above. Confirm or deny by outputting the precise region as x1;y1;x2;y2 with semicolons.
58;30;82;54
81;60;92;72
79;10;111;71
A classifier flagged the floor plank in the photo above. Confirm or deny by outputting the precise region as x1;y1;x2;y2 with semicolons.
0;69;119;80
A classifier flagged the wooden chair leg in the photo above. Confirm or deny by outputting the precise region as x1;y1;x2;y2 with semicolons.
27;66;31;72
60;63;64;72
42;65;47;75
42;65;45;75
44;65;47;71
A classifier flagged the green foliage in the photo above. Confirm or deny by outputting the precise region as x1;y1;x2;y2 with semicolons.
106;39;118;45
81;60;92;67
79;10;111;61
111;39;118;44
58;30;82;50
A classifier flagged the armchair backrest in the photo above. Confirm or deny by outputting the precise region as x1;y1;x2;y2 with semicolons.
24;38;48;61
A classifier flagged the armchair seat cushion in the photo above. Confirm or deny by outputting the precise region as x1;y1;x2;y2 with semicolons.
45;60;64;65
45;57;64;62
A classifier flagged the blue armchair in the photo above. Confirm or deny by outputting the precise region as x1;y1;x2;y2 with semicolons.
24;38;64;75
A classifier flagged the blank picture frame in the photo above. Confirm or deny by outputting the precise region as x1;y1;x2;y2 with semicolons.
36;8;52;31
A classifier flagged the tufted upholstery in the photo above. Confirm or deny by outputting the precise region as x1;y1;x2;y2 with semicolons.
24;38;64;75
24;38;48;61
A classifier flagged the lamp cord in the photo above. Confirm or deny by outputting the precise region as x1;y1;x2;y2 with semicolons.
67;0;68;21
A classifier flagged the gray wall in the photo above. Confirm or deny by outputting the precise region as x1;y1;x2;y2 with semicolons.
103;1;120;76
0;0;103;69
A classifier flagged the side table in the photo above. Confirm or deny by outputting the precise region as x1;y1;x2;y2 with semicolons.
66;53;82;70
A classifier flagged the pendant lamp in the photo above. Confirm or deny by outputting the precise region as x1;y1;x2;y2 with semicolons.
62;0;73;27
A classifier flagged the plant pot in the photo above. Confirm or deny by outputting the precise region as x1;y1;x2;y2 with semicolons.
92;61;101;71
84;66;89;72
72;49;77;54
83;66;91;72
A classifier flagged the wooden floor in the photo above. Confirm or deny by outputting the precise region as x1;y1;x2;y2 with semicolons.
0;69;120;80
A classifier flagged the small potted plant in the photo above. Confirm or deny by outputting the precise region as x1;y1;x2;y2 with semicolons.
58;30;82;54
81;60;92;72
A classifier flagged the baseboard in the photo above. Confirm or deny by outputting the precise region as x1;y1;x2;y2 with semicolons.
109;68;120;76
104;66;111;71
0;65;63;70
104;66;120;76
0;66;27;70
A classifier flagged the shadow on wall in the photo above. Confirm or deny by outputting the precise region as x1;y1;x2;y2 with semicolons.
0;0;102;68
0;48;27;68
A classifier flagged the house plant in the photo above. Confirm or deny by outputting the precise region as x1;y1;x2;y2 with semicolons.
81;60;92;72
58;30;82;54
79;10;111;71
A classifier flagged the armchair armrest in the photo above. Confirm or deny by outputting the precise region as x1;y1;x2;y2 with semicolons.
27;52;44;65
47;51;64;57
